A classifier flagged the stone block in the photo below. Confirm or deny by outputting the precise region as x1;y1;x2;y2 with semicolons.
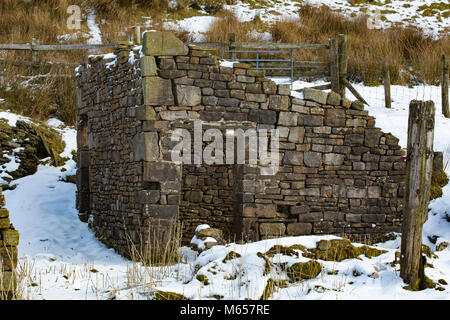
135;106;157;120
143;162;180;182
278;84;291;95
323;153;345;166
287;223;312;235
278;112;298;126
303;88;328;104
141;56;157;76
0;229;19;246
133;132;159;161
175;85;202;106
364;128;382;148
138;190;160;204
0;217;10;229
284;151;304;165
304;152;322;168
327;91;341;106
325;108;346;127
248;110;277;124
243;204;278;218
142;204;178;219
143;76;174;106
288;127;305;143
142;31;188;56
268;95;290;111
259;223;286;236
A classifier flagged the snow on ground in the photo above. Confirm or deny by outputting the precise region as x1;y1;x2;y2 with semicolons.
86;10;102;45
164;16;219;42
153;0;449;42
1;77;450;299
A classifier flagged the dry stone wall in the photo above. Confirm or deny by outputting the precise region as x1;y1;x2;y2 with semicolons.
0;187;19;296
76;32;406;258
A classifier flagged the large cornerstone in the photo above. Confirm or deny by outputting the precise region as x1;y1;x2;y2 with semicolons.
76;32;406;258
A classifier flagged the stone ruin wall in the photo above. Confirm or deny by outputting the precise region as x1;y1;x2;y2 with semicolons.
76;32;406;257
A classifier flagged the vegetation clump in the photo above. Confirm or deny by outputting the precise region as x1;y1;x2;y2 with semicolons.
286;260;322;282
430;169;449;200
304;239;387;262
257;252;273;276
222;251;241;262
196;274;209;285
155;290;188;300
264;245;300;258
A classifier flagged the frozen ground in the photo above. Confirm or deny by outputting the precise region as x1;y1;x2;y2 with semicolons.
1;74;449;299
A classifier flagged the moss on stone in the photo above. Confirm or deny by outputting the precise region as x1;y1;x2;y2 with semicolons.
430;169;448;200
265;245;300;258
304;239;387;262
286;260;322;283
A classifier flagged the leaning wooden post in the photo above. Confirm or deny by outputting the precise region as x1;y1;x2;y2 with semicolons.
31;38;40;67
338;34;350;98
383;63;392;109
228;32;236;60
400;100;435;290
442;55;449;118
329;38;339;94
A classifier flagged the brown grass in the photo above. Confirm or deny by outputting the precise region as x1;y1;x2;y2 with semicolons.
0;2;448;126
205;4;449;86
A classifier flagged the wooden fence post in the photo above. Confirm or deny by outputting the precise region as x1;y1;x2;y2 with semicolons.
228;32;236;60
383;63;391;109
31;38;40;67
134;26;141;45
442;54;449;118
126;30;134;44
338;34;350;98
329;38;339;94
400;100;435;291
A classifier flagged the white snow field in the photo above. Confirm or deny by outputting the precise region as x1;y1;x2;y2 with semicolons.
0;75;449;300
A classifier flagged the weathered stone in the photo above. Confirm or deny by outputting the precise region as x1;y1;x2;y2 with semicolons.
288;127;305;143
286;223;312;235
175;85;202;106
284;151;304;165
278;84;291;96
364;128;382;148
143;77;174;106
304;152;322;168
259;223;286;236
138;190;160;204
133;132;159;161
268;95;290;111
303;88;328;104
141;56;158;76
347;188;367;198
325;109;346;127
351;100;364;111
143;162;180;181
323;153;345;166
262;80;277;95
248;110;277;124
142;31;188;56
278;112;298;126
327;91;341;106
135;106;157;120
142;204;178;219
